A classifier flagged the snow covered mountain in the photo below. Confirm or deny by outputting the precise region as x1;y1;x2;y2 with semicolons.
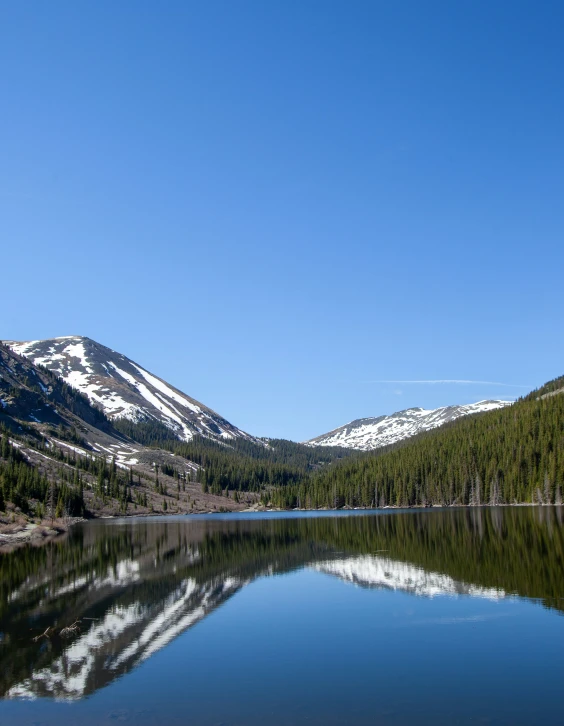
5;336;257;443
306;400;512;451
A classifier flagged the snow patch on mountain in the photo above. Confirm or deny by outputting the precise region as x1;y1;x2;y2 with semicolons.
6;336;259;444
307;400;512;451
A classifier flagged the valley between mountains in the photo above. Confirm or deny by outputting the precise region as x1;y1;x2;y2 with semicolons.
1;335;563;545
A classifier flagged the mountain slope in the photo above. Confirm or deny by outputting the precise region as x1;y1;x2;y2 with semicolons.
6;336;258;444
307;400;512;451
0;342;250;522
274;375;564;509
0;340;346;521
0;341;112;434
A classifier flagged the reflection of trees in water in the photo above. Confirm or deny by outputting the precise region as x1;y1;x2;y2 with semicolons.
490;506;502;537
1;508;563;700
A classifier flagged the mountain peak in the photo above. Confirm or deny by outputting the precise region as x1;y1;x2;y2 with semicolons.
5;336;258;444
306;399;512;451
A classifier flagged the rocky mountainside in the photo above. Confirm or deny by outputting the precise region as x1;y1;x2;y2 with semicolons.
0;339;350;525
0;342;250;520
0;342;113;434
6;336;258;444
306;400;512;451
0;341;178;469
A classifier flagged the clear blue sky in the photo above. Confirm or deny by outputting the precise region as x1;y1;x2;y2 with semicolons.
2;1;563;440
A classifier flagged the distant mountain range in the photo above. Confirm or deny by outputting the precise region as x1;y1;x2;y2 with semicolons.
0;336;355;523
6;336;258;445
6;336;514;454
306;400;512;451
4;333;554;522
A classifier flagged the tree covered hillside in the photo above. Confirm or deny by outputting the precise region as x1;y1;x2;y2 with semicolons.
271;377;564;509
114;416;357;495
3;331;563;518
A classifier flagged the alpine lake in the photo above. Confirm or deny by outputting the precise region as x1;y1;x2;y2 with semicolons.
1;507;564;726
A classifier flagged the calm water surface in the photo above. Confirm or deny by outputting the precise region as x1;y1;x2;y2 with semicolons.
1;507;564;725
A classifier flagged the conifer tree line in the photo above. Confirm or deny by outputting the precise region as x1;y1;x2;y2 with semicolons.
0;428;139;518
164;436;356;495
270;377;564;509
0;432;84;518
2;342;562;516
114;419;357;495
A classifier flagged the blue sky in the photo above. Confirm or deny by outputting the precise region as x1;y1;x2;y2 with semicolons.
2;1;563;440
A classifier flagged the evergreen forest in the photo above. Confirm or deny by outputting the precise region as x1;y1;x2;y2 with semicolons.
270;376;564;509
1;345;563;518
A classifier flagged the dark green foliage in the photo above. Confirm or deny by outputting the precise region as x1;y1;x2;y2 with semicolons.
0;426;141;518
110;418;356;495
3;331;563;515
271;379;564;509
0;433;46;514
167;436;356;494
1;507;563;700
112;417;180;445
523;374;564;401
0;431;84;517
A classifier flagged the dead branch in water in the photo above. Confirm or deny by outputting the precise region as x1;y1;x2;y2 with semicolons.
31;618;84;641
32;626;54;642
59;620;82;638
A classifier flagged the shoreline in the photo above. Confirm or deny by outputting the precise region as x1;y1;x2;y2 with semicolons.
1;502;560;552
0;517;85;552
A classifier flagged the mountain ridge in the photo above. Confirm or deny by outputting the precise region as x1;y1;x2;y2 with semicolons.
273;374;564;509
6;336;259;446
0;341;250;522
306;400;513;451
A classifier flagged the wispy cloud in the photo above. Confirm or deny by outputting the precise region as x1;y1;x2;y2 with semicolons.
367;380;529;388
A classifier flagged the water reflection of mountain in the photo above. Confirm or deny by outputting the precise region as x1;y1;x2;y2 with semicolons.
314;556;505;599
1;507;563;701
